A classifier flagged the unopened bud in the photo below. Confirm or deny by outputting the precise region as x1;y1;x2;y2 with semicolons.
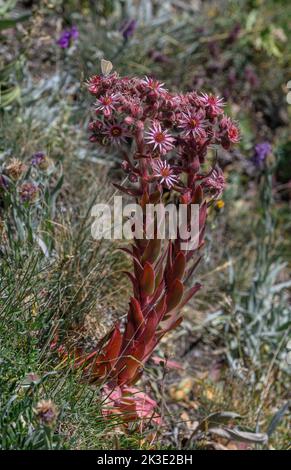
121;160;130;172
129;173;138;183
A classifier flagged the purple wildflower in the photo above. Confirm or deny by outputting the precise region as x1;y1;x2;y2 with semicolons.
252;142;272;167
57;26;78;49
31;152;50;170
120;19;137;40
70;26;79;40
31;152;45;166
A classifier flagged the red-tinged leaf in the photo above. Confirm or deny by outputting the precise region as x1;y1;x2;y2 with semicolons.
161;315;183;335
155;242;168;270
89;326;122;381
163;283;201;321
122;318;136;352
129;297;144;329
166;242;173;272
103;326;122;365
143;280;165;316
154;263;164;290
117;341;146;385
166;279;184;313
172;251;186;281
192;185;203;204
144;337;158;361
113;183;142;197
140;262;155;296
149;190;161;204
142;314;159;345
142;238;161;264
179;283;202;309
155;296;167;320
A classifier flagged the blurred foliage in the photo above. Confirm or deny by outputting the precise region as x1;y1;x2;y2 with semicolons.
224;159;291;371
0;1;30;108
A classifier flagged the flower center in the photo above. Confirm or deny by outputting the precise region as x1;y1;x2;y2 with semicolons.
103;97;112;105
154;132;166;143
229;127;238;139
161;168;171;177
190;119;198;128
111;126;122;136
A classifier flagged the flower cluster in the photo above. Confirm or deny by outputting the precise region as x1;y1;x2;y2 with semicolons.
87;71;239;191
0;153;53;205
71;68;239;425
0;152;61;248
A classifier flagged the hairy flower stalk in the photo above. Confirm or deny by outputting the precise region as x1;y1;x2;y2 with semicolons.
68;66;239;425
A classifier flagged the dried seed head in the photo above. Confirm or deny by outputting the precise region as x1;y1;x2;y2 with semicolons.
35;399;58;426
5;158;27;181
19;182;39;203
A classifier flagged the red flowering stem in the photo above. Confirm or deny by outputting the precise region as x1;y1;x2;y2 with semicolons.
67;70;239;395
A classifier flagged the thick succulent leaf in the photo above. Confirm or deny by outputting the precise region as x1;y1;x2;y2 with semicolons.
159;314;183;335
142;314;159;344
166;279;184;313
104;326;122;363
142;238;161;264
154;263;164;290
155;296;167;320
140;262;155;296
122;319;136;352
192;185;203;204
172;251;186;281
129;297;144;329
117;341;146;385
89;326;122;380
179;283;202;309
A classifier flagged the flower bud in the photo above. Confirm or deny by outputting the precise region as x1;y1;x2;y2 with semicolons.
129;173;138;183
121;160;130;172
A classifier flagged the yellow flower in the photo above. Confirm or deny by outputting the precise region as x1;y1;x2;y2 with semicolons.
215;200;225;210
